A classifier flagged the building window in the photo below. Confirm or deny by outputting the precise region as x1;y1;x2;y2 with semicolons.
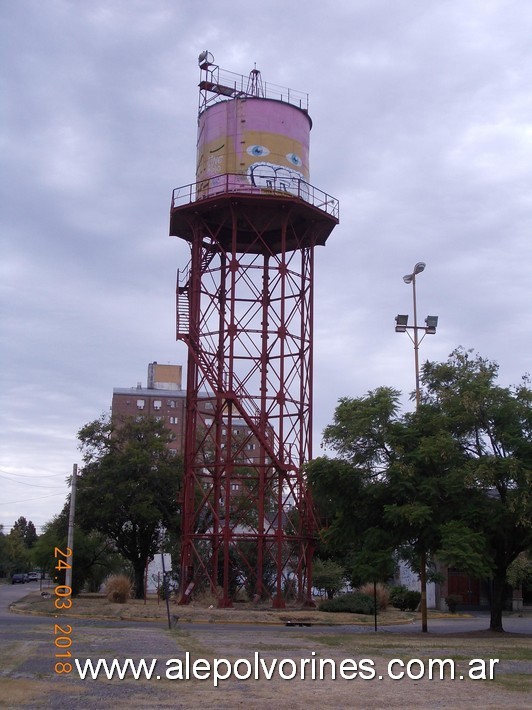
153;400;162;410
168;400;176;408
136;400;145;409
169;416;178;424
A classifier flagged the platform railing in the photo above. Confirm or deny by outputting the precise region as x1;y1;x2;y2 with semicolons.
171;173;339;220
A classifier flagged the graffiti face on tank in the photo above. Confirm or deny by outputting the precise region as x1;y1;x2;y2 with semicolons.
195;99;311;199
241;131;308;195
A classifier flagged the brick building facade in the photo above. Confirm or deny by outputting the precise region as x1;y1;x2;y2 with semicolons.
111;363;264;485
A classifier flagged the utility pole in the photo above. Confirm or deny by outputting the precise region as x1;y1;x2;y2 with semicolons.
65;463;77;590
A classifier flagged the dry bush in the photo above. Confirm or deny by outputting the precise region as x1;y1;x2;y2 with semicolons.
104;574;133;604
190;586;224;607
357;582;390;610
233;586;250;603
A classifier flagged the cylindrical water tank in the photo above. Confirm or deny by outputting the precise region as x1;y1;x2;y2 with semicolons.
196;98;311;198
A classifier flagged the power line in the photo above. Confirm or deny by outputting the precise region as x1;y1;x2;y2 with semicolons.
2;492;66;505
0;473;65;489
0;523;49;530
0;468;68;479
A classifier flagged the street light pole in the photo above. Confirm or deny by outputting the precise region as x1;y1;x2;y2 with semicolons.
411;269;421;407
401;261;427;407
395;261;438;633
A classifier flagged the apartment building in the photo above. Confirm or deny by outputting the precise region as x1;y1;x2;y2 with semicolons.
111;363;190;456
111;363;263;476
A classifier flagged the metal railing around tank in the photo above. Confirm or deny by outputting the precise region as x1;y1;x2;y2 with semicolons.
171;173;339;221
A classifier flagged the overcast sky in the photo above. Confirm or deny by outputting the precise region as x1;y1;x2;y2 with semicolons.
2;0;531;534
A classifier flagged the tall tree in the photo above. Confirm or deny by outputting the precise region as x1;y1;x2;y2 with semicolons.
308;387;476;631
12;516;38;548
309;350;531;632
4;529;31;576
421;348;532;631
76;415;183;598
32;507;129;594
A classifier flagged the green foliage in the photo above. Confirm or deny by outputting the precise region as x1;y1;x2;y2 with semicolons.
309;388;468;595
322;387;402;469
507;553;532;589
310;348;532;632
445;594;462;613
389;585;421;611
312;558;346;599
422;348;532;631
12;517;38;548
435;521;491;579
33;507;128;594
348;546;396;588
76;415;183;599
3;529;32;576
0;519;38;577
318;592;375;615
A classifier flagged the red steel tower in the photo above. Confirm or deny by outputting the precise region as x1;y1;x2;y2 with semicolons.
170;52;338;607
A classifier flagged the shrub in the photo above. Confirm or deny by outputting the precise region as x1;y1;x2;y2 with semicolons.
404;590;421;611
389;585;421;611
318;592;375;615
104;574;133;604
445;594;462;613
357;582;390;610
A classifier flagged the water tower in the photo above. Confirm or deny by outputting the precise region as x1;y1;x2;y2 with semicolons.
170;52;338;607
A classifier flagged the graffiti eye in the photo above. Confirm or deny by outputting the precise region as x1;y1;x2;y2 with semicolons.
247;145;270;157
286;153;302;167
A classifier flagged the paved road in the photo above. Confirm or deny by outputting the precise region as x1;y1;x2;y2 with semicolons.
0;580;42;612
382;611;532;635
0;580;52;631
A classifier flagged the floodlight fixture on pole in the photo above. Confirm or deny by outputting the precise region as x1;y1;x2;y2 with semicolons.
395;314;409;332
395;262;437;408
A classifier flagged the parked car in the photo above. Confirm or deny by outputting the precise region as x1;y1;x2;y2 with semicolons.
27;572;39;582
11;573;26;584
